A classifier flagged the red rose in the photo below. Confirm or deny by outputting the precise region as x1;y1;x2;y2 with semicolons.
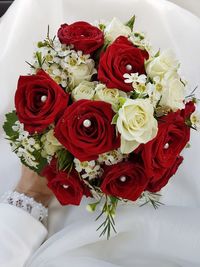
140;108;192;185
41;158;57;179
55;100;120;162
57;22;104;54
98;36;149;92
181;101;196;120
15;70;69;134
101;161;148;201
42;159;89;205
55;100;120;161
147;156;183;192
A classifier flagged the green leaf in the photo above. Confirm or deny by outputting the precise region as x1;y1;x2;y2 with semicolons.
47;25;50;39
109;196;118;205
99;23;106;31
130;91;140;100
56;149;74;171
186;143;191;148
37;41;46;48
87;201;100;212
125;15;136;31
111;113;119;125
102;40;110;51
20;158;38;172
25;61;36;69
95;195;118;240
3;111;18;138
118;97;126;108
93;40;111;62
154;49;160;57
35;51;43;68
33;152;48;174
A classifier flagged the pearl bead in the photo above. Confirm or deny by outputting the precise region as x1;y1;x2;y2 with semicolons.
164;143;169;149
126;64;132;71
120;176;127;182
83;119;92;128
41;95;47;102
63;184;69;189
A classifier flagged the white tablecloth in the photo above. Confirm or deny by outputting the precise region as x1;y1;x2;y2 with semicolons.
0;0;200;266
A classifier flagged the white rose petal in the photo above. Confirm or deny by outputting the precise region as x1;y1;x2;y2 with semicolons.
72;81;96;101
95;85;127;112
117;98;158;154
105;17;131;42
160;72;185;111
41;129;61;157
46;129;61;146
43;143;58;156
146;50;179;79
69;60;96;89
190;111;200;130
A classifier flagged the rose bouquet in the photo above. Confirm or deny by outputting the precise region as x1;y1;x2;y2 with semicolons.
3;16;199;239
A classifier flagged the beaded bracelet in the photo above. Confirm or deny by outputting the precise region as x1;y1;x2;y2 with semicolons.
1;191;48;223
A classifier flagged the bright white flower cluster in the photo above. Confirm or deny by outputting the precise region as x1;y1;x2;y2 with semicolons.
11;121;40;168
31;38;96;90
98;149;127;166
124;73;148;95
74;158;103;180
73;149;127;181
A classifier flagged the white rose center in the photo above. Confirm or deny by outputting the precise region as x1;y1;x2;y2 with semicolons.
125;106;146;130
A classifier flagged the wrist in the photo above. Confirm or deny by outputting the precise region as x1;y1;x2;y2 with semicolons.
15;166;53;207
15;186;52;207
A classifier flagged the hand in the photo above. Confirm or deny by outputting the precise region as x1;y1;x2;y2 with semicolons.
15;165;53;207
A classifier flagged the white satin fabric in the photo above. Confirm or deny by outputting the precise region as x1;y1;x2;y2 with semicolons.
169;0;200;17
0;204;47;267
0;0;200;266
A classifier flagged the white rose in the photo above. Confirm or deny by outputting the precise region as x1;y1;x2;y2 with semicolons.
146;50;179;79
160;72;185;111
69;60;96;89
105;17;131;42
41;129;61;157
117;99;158;154
94;84;127;111
72;81;96;101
